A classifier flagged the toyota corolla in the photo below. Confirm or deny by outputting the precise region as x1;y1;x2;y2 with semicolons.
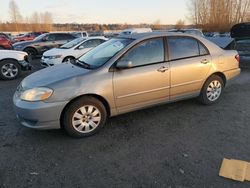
13;32;240;137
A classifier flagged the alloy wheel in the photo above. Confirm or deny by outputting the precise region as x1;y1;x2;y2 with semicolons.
1;63;18;79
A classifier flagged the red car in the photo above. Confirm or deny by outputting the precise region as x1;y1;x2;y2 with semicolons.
0;37;12;49
13;32;48;43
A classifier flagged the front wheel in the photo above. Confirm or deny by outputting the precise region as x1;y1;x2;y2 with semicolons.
199;75;224;105
0;60;21;80
62;96;107;138
24;47;37;58
62;56;75;63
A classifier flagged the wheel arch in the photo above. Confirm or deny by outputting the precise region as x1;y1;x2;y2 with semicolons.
62;56;75;62
208;72;227;86
200;71;227;95
0;58;19;64
24;46;38;54
60;94;111;128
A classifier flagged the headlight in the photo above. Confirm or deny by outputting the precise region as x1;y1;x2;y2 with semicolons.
20;87;53;102
49;55;62;59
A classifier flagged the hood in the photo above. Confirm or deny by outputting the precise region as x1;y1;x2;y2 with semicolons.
231;23;250;39
0;50;27;56
13;40;35;47
43;48;68;56
21;63;90;88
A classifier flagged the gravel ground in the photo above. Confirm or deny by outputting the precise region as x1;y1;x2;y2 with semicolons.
0;59;250;188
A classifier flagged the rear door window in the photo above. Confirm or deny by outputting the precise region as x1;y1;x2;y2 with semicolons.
55;34;74;41
168;37;209;60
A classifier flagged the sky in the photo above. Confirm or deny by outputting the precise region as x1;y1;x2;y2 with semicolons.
0;0;189;24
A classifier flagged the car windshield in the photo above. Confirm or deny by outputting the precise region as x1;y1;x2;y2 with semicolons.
60;38;86;49
33;33;48;41
77;38;133;69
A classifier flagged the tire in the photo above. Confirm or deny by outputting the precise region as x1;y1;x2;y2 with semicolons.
62;56;75;63
199;75;224;105
0;46;5;50
0;60;21;80
24;47;37;58
62;96;107;138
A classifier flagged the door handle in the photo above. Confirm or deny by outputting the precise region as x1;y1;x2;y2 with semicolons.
201;59;209;64
157;66;169;73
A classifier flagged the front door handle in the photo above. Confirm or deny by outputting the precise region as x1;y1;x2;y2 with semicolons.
201;59;209;64
157;66;169;73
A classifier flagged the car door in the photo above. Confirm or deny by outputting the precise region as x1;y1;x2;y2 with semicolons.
167;37;212;98
113;37;170;113
37;34;57;53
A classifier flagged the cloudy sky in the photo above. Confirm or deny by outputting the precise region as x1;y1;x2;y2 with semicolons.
1;0;189;24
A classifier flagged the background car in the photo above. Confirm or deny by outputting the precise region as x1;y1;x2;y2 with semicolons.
14;32;240;137
168;29;204;37
0;50;31;80
0;33;13;41
13;32;76;58
120;28;152;36
71;31;88;38
221;23;250;68
0;36;13;50
41;36;108;67
230;22;250;68
13;32;48;43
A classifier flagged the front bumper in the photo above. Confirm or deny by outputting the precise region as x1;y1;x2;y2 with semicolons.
19;59;32;71
13;94;68;130
41;57;62;67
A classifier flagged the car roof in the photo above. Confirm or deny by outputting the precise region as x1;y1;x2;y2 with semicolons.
118;31;223;55
84;36;107;40
118;31;201;40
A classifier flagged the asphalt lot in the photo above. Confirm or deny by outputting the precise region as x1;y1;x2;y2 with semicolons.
0;59;250;188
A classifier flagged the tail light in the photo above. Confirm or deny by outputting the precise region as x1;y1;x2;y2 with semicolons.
235;54;240;63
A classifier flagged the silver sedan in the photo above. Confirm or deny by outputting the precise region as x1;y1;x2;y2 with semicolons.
13;32;240;137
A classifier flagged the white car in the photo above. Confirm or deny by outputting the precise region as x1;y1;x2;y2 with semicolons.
41;37;108;67
0;50;31;80
71;31;88;38
120;28;152;35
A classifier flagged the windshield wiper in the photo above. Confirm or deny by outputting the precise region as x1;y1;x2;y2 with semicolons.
75;60;91;69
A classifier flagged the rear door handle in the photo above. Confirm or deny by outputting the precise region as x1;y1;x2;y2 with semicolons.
157;66;169;73
201;59;209;64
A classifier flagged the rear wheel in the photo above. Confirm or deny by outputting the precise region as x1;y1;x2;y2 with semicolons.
62;96;107;138
0;60;21;80
199;75;224;105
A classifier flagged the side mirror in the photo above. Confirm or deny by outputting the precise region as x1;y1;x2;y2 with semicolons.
116;60;133;69
78;45;84;50
42;38;47;42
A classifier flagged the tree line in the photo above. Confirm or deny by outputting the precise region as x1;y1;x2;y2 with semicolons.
188;0;250;32
1;0;53;32
1;0;249;33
